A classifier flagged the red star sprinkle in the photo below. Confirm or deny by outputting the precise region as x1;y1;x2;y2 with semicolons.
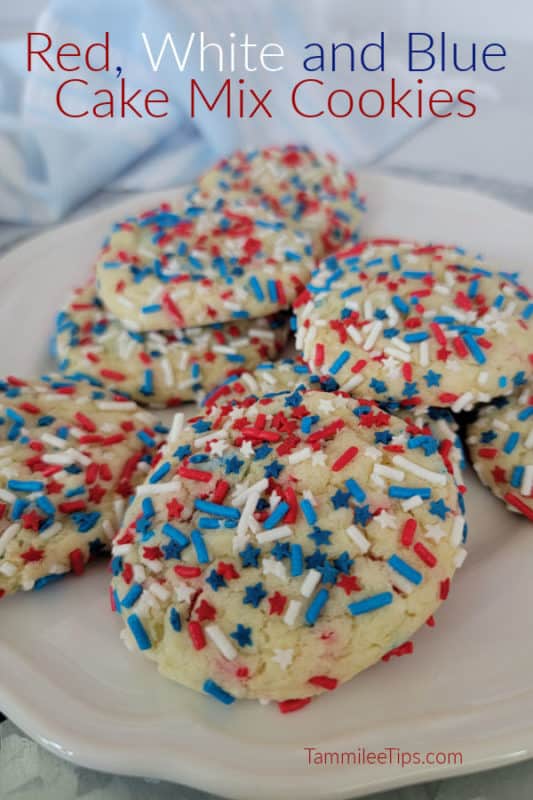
268;591;287;615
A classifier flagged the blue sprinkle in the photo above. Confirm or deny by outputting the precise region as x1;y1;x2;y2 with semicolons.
392;295;409;314
149;462;171;483
518;406;533;421
388;486;431;499
404;332;429;343
264;501;289;529
267;279;278;303
511;465;524;489
36;495;55;517
504;431;520;454
300;498;317;525
203;679;235;705
305;588;329;625
346;478;366;503
162;523;189;548
33;573;65;591
7;479;44;492
194;499;240;519
463;334;486;364
249;275;264;301
137;430;155;448
127;614;151;650
390;253;402;270
388;554;423;585
170;607;181;632
523;303;533;320
349;592;393;616
121;583;143;609
290;543;303;576
191;529;209;563
329;350;350;375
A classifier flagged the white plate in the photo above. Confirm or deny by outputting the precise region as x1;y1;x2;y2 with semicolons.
1;173;532;800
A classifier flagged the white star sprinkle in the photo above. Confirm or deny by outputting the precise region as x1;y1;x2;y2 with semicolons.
375;510;396;529
210;439;229;457
262;557;287;582
318;398;335;414
311;451;326;467
272;648;294;670
174;581;196;604
239;440;255;459
425;524;447;543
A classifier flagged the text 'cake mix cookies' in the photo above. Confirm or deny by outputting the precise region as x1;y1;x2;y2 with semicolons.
54;283;290;407
196;144;366;258
111;390;466;706
0;375;166;597
95;200;314;332
466;385;533;521
295;241;533;411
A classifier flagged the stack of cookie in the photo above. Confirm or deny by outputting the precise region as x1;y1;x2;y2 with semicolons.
53;145;366;408
106;164;531;710
3;144;532;714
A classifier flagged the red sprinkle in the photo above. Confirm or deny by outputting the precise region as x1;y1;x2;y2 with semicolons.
278;698;312;714
401;518;417;547
188;621;206;650
308;675;338;691
331;446;358;472
413;541;437;567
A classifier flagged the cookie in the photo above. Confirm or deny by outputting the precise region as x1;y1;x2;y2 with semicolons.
204;359;466;492
466;385;533;520
53;283;290;408
95;200;313;332
295;241;533;411
111;389;465;705
0;375;165;597
196;144;365;258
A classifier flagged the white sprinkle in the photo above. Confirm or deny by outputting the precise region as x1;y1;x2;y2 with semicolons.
300;568;322;598
401;495;423;512
149;582;170;602
0;561;16;576
205;624;237;660
521;465;533;497
0;488;16;504
363;299;374;319
249;327;275;340
237;491;261;536
419;340;429;367
363;320;383;351
232;478;268;506
346;525;370;553
194;429;228;447
113;543;132;556
346;324;363;345
97;401;138;412
136;480;181;497
451;515;465;547
454;547;467;568
42;452;76;466
133;564;146;583
373;463;405;482
288;447;312;464
340;374;363;393
38;521;63;541
524;429;533;450
168;413;185;444
392;454;447;487
384;346;411;363
40;432;68;449
388;568;415;595
451;392;474;413
477;371;488;386
283;599;302;627
256;525;293;545
0;524;20;557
